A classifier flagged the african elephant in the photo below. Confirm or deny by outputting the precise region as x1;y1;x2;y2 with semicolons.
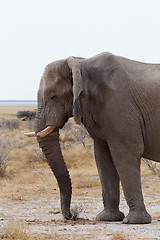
25;52;160;224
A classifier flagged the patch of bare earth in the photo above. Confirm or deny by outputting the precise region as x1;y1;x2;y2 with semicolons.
0;105;160;239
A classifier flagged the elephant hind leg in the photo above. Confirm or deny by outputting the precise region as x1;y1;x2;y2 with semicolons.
109;139;151;224
94;139;124;221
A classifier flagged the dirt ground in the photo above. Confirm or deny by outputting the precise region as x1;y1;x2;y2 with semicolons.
0;104;160;240
0;169;160;240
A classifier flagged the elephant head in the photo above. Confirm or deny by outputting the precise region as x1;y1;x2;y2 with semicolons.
25;57;84;219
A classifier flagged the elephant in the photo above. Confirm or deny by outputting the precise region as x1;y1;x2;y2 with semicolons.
25;52;160;224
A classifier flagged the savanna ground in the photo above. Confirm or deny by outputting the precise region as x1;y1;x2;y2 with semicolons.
0;104;160;240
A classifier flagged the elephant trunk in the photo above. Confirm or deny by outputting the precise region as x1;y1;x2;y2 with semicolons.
36;129;72;219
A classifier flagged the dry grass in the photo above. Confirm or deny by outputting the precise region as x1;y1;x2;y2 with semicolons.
0;222;29;240
110;231;130;240
72;169;100;189
0;222;58;240
0;105;98;204
63;146;94;169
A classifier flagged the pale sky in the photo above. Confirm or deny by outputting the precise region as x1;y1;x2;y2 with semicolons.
0;0;160;100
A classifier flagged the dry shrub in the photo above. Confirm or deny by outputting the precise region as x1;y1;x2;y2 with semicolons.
60;120;93;149
0;138;13;178
142;158;160;177
110;231;130;240
0;119;20;130
71;205;83;220
16;110;36;121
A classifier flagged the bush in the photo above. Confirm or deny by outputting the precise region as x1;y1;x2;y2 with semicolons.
16;111;36;121
71;205;83;220
0;138;13;177
142;158;160;177
60;120;93;149
0;119;20;130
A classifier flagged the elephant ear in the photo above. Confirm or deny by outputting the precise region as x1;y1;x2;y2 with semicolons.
67;57;83;124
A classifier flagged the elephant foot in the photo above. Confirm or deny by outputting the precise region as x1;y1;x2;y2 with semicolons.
96;209;125;222
62;210;72;220
122;210;152;224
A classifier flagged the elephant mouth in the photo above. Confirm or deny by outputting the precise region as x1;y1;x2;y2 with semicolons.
24;126;56;138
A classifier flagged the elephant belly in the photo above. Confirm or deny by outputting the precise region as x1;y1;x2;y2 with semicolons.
143;150;160;162
142;124;160;162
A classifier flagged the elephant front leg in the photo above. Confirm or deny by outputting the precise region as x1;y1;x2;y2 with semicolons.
109;141;152;224
94;140;125;221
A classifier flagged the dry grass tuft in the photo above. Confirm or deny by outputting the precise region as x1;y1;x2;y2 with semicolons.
110;231;130;240
0;222;55;240
0;222;30;240
71;205;83;220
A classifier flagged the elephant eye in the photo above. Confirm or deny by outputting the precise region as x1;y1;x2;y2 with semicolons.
51;95;56;100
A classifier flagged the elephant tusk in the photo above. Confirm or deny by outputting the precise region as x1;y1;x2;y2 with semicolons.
36;126;56;138
24;132;36;137
24;126;56;138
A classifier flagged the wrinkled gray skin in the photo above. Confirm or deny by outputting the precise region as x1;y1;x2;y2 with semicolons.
35;52;160;224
